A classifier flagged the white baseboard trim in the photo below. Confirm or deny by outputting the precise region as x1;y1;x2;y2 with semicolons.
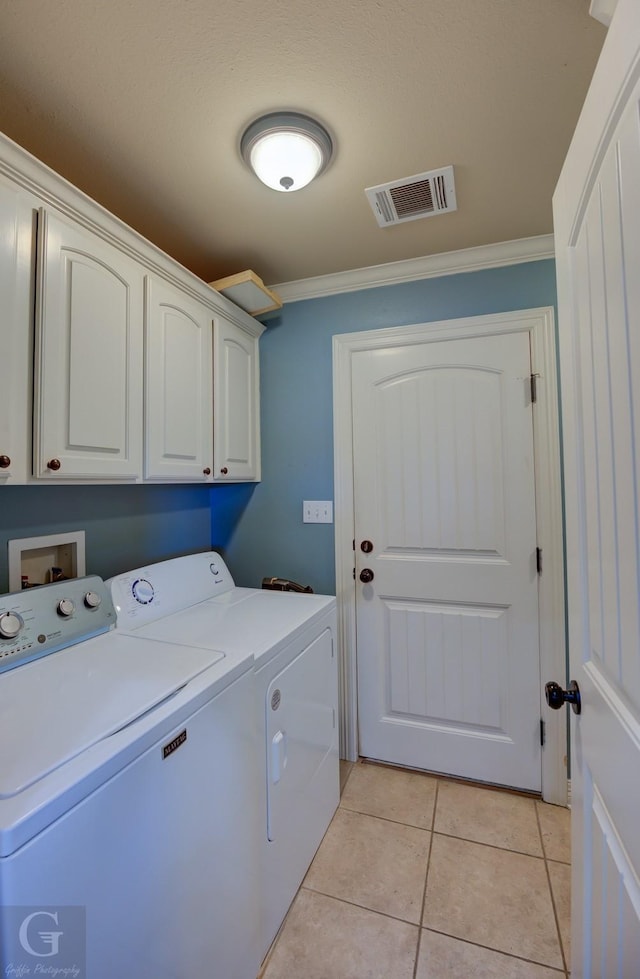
271;234;555;304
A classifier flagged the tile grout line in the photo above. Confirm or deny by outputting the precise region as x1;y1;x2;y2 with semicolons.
290;880;567;979
265;766;571;978
419;925;568;974
358;760;541;800
299;883;423;930
339;804;552;866
535;802;570;977
338;800;435;834
341;798;549;860
412;779;440;979
293;884;569;977
426;827;545;860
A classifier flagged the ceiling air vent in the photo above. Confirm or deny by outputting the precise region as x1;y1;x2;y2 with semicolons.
365;165;457;228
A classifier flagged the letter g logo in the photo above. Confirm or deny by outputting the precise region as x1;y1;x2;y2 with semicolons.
19;910;63;957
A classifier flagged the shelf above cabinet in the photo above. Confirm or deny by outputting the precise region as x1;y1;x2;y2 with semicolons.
210;270;282;316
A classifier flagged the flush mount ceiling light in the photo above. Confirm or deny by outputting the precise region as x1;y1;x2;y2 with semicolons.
240;112;333;192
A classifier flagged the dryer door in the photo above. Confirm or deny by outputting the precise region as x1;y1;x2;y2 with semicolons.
265;627;338;844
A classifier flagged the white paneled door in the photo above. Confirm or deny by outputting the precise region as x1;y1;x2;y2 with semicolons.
353;330;541;790
554;0;640;971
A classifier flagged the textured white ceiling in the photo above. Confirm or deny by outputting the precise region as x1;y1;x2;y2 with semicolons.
0;0;605;285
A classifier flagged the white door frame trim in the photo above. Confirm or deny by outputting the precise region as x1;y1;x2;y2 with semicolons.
333;306;567;804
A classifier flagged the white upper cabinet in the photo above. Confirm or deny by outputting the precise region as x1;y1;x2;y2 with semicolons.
0;177;32;485
145;276;213;481
33;208;144;480
213;317;261;481
2;132;264;485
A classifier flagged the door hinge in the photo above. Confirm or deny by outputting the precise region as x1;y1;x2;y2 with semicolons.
536;546;543;575
540;717;546;747
530;373;539;404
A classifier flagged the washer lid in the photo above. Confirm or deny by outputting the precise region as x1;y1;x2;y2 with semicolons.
0;631;225;799
132;589;336;663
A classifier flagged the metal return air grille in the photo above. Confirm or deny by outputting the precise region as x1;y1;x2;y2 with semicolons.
365;166;457;228
390;178;434;217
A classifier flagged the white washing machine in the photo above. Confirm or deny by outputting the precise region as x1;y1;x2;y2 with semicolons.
108;551;340;961
0;574;261;979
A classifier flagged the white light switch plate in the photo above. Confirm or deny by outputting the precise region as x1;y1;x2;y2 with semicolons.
303;500;333;523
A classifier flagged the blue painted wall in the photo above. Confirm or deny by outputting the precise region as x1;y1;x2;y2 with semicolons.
222;259;558;593
0;260;556;597
0;483;250;593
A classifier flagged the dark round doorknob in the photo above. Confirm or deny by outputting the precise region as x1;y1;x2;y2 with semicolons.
360;540;374;553
220;467;228;475
545;680;581;714
0;455;10;469
359;568;374;583
47;458;62;471
203;467;211;475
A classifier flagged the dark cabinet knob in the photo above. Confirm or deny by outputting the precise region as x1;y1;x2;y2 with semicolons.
47;458;62;471
360;540;374;553
203;467;211;475
220;467;229;475
359;568;374;583
0;455;10;469
545;680;581;715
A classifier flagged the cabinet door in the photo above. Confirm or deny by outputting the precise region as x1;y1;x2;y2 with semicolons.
0;177;32;485
145;277;213;480
33;209;143;479
213;318;261;481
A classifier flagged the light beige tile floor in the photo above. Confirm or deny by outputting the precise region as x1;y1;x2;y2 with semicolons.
259;761;571;979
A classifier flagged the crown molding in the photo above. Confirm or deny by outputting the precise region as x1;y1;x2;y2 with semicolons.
270;234;555;304
0;131;263;337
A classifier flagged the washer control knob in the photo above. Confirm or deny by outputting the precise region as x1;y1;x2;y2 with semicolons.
57;598;75;617
84;591;102;610
132;578;154;605
0;611;24;640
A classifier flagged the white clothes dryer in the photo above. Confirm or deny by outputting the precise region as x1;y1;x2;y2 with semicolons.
108;551;340;961
0;574;261;979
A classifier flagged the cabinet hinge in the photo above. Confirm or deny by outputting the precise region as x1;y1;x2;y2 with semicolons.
352;567;356;580
352;539;355;550
540;718;546;747
536;546;543;576
530;373;539;404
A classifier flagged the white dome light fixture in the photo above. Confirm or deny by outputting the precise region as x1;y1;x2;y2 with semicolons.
241;112;333;193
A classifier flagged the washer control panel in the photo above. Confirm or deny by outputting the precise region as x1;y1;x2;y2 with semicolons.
108;552;236;630
0;575;115;675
